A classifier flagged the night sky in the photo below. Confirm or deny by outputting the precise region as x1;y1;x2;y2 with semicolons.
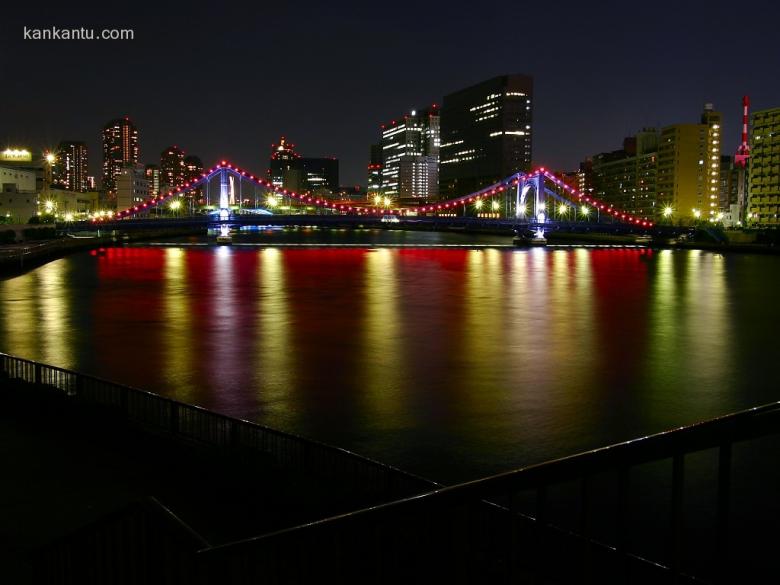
1;0;778;186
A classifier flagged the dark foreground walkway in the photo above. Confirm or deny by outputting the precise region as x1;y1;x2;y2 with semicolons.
3;353;780;584
0;378;432;584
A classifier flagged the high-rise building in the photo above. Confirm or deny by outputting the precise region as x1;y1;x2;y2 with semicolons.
102;117;139;194
657;104;722;221
700;104;723;216
298;158;338;193
747;107;780;227
160;146;185;191
267;138;338;193
184;155;203;183
719;155;739;213
144;164;161;197
52;141;88;192
367;143;383;202
590;129;659;218
439;75;533;199
268;137;301;189
116;164;150;210
184;155;204;203
577;159;595;198
379;106;440;205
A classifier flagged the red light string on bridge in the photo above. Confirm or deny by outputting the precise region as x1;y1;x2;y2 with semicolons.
105;163;651;228
106;161;398;221
417;174;525;213
540;170;653;228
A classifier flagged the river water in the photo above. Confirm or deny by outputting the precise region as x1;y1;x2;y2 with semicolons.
1;230;778;483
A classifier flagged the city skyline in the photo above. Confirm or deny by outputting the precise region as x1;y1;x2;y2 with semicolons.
2;1;778;186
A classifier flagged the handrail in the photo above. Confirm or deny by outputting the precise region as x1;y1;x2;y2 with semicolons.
34;497;209;585
5;351;778;583
206;400;780;546
200;401;780;584
0;352;438;502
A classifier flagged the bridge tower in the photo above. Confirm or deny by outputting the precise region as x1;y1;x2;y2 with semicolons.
219;168;230;220
515;173;546;223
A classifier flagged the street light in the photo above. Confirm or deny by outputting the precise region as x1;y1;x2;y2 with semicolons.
475;198;484;211
558;203;568;218
580;205;590;221
266;194;278;208
693;209;701;219
383;196;391;208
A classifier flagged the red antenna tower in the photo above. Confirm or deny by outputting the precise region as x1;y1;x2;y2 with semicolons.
735;95;750;167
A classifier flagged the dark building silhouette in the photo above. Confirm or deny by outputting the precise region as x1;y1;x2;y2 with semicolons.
160;146;185;190
439;75;533;198
267;138;338;193
367;143;383;201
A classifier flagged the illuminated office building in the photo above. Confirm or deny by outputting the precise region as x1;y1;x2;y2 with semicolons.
53;141;88;192
439;75;533;198
379;106;439;205
102;117;139;194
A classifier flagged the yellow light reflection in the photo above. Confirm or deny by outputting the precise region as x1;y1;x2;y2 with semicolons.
458;249;505;414
361;248;405;422
35;260;71;366
682;251;731;395
256;248;295;420
0;272;44;361
162;248;195;401
0;260;73;366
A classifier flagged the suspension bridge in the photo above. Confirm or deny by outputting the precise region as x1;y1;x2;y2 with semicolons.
79;161;687;241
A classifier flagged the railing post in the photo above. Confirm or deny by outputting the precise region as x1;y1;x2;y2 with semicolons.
34;363;42;385
670;452;685;577
535;484;548;579
170;402;179;435
616;465;630;582
580;474;592;581
508;489;519;582
120;385;129;419
715;442;732;584
230;419;240;448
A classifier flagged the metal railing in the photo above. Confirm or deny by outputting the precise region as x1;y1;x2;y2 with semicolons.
0;352;437;504
199;402;780;584
4;351;779;583
35;497;208;585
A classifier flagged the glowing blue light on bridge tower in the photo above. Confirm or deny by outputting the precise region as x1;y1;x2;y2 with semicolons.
219;168;230;221
534;174;546;223
515;174;547;221
516;177;529;218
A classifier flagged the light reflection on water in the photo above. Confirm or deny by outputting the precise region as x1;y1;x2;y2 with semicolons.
1;242;778;483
